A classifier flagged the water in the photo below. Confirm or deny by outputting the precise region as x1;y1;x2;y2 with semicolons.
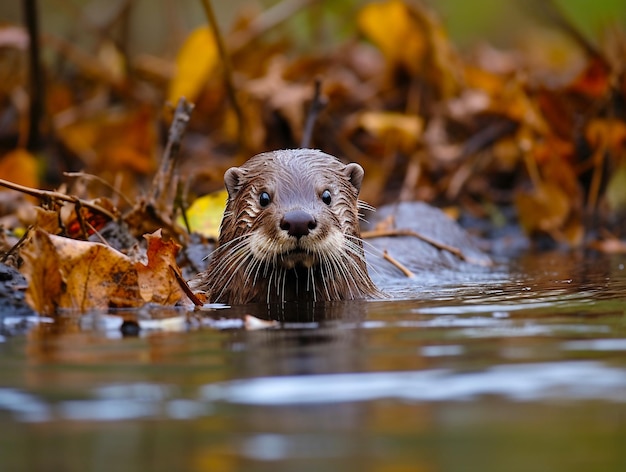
1;250;626;471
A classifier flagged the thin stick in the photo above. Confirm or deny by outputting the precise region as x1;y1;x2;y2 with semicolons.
151;97;194;206
200;0;246;147
0;178;117;221
64;171;134;207
301;78;326;148
22;0;44;151
382;250;415;278
170;265;203;306
1;226;33;263
84;220;110;246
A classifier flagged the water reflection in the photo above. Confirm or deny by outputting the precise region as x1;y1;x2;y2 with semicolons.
2;251;626;471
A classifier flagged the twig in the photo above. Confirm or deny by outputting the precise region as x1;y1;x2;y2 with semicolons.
200;0;246;147
63;171;134;207
175;180;192;234
1;226;33;263
362;228;492;266
382;249;415;278
22;0;44;151
151;97;194;207
170;265;203;306
84;220;110;246
300;78;327;148
0;178;117;221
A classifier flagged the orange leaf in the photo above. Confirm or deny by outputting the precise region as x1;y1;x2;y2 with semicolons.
0;149;39;189
568;57;611;98
135;230;185;306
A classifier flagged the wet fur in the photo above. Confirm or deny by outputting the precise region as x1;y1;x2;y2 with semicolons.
193;149;380;304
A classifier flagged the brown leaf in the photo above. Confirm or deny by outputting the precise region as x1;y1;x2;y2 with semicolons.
20;229;185;315
358;111;423;153
515;182;571;234
20;229;63;315
135;230;184;305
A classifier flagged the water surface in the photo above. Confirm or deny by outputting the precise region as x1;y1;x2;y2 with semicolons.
1;250;625;471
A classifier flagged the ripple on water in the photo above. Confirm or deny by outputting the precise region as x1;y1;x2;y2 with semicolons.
2;361;625;422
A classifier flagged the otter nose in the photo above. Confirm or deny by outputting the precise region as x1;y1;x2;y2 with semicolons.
280;210;317;238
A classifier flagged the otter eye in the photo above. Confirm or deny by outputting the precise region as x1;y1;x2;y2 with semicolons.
321;189;332;205
259;191;271;207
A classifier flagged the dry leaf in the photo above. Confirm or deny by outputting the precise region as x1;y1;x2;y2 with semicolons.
359;111;423;153
20;229;184;315
20;229;64;315
136;230;185;305
515;182;571;234
0;149;38;189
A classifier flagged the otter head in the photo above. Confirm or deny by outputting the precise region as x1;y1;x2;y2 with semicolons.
203;149;378;304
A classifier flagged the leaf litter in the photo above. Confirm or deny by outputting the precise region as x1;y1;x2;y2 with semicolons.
0;0;625;318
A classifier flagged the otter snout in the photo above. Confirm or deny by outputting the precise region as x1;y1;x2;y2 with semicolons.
280;210;317;238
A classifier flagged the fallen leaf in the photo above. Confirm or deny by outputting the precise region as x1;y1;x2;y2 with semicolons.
136;230;185;305
20;229;185;315
515;182;571;234
358;0;426;74
586;118;626;153
605;161;626;212
0;148;39;189
20;229;63;315
167;26;218;105
359;111;423;152
180;189;227;239
568;56;611;98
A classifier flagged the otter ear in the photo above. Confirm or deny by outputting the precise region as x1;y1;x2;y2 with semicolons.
345;163;364;191
224;167;244;197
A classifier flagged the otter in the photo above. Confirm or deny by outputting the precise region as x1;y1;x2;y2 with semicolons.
193;149;380;305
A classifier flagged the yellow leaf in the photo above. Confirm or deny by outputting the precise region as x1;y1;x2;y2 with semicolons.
358;0;426;73
606;161;626;212
167;26;218;105
180;189;228;239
